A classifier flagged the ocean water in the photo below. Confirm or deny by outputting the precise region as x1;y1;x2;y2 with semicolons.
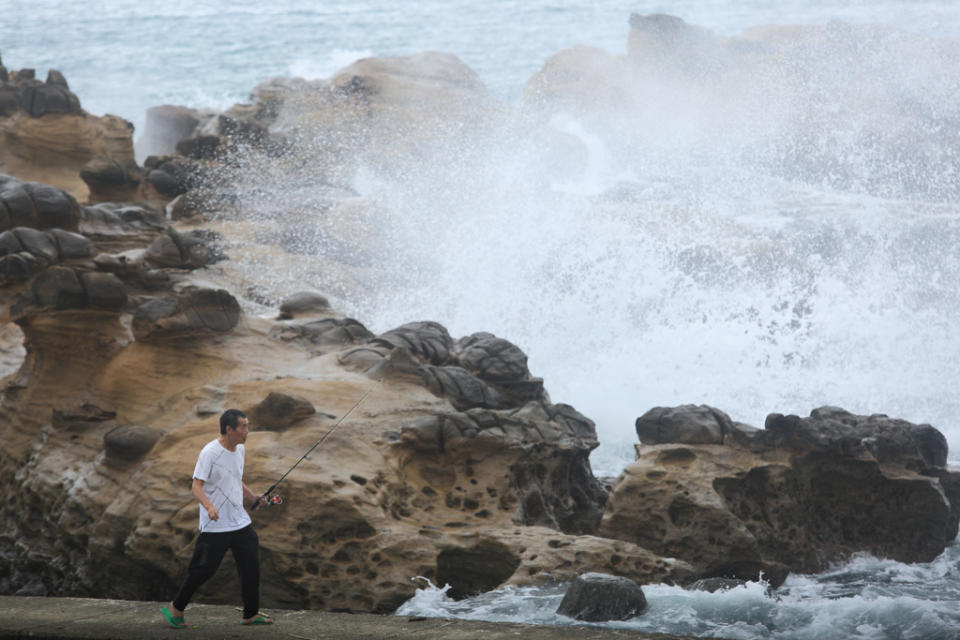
3;2;960;637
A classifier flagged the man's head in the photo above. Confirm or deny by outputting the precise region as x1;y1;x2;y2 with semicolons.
220;409;248;437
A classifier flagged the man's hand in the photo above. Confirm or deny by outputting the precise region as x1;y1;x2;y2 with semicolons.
206;504;220;521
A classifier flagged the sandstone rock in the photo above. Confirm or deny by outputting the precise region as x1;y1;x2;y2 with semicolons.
601;407;957;584
556;572;647;621
269;317;373;354
249;392;317;431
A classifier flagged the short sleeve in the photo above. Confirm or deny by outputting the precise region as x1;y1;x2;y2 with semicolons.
193;445;213;482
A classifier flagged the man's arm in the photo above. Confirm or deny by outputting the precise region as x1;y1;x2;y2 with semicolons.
192;477;219;521
242;482;264;507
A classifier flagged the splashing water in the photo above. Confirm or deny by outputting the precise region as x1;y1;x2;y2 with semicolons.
397;543;960;639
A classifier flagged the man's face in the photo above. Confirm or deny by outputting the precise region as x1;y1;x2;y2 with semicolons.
228;417;249;445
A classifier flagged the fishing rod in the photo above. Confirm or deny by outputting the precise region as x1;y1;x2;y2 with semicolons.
251;379;380;510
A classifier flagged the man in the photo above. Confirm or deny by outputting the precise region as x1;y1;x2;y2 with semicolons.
161;409;273;627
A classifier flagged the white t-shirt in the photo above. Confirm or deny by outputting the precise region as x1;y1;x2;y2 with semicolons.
193;439;252;532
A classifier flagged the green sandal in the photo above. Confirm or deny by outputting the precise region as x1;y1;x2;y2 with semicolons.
241;615;273;625
161;606;186;629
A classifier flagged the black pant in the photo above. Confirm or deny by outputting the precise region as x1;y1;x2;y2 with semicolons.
173;524;261;619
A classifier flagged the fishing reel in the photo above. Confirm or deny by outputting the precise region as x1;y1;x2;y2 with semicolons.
252;494;283;510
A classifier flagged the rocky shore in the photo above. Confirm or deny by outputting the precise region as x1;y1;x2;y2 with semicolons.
2;14;959;625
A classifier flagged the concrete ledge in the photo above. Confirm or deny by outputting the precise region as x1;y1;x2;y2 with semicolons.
0;596;700;640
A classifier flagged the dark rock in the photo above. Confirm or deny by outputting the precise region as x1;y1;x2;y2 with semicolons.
50;229;96;260
80;158;142;201
635;404;730;445
0;84;18;116
278;291;330;319
19;80;81;117
131;287;241;340
686;577;749;592
45;69;68;87
454;332;530;381
52;404;117;430
144;156;196;198
436;540;520;600
249;392;317;431
0;180;81;231
80;272;127;311
0;251;46;282
176;134;222;160
764;406;948;470
374;321;454;365
418;365;501;410
32;266;84;309
556;573;647;622
14;227;58;262
144;229;225;269
14;577;47;597
103;425;162;461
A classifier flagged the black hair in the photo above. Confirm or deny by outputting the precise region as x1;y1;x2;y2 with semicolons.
220;409;247;435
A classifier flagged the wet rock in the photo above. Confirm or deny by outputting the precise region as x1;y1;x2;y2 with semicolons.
79;272;127;311
131;287;241;340
144;229;225;269
269;317;373;353
635;404;730;445
143;155;197;198
374;321;454;365
556;573;647;622
278;291;330;319
600;406;957;584
249;392;316;431
19;77;82;117
32;266;85;309
764;406;948;470
0;177;81;231
418;365;501;410
80;157;142;202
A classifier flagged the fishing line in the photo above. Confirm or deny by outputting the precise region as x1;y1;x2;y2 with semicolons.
251;378;381;510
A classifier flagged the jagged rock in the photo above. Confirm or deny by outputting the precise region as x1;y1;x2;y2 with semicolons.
763;407;948;470
278;291;330;319
249;392;316;431
374;321;454;365
599;406;959;585
453;332;544;405
418;365;501;410
556;573;647;622
131;287;241;339
80;203;168;243
103;425;162;461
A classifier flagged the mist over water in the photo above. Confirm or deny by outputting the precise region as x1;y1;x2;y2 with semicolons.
213;18;960;476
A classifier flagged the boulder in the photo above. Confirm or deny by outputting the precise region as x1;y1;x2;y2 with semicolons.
278;291;330;319
131;287;241;340
103;425;162;462
0;177;81;231
635;404;731;445
31;266;84;310
143;229;225;269
249;392;317;431
556;573;647;621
